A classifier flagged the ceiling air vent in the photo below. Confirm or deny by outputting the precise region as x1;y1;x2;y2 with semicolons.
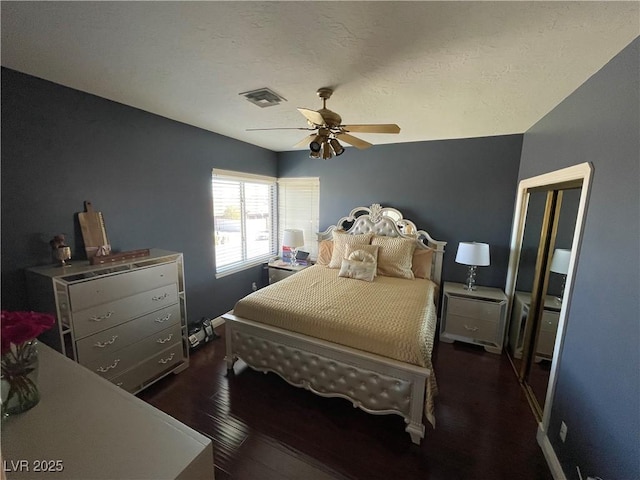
239;88;287;108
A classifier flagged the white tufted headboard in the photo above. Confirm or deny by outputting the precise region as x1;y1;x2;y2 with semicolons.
317;204;447;287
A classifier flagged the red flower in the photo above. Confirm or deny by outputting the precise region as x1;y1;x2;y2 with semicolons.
1;311;56;355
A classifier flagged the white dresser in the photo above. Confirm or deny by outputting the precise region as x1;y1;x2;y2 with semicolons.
25;249;188;393
1;344;214;479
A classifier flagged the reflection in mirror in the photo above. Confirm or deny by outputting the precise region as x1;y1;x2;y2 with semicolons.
527;188;581;410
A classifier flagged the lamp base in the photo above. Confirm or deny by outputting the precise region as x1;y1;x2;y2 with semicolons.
463;265;478;291
290;248;299;267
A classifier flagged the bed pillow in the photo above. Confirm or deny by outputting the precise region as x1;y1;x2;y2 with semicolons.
338;248;377;282
344;243;379;275
328;231;373;268
412;247;435;279
316;240;334;266
371;235;416;279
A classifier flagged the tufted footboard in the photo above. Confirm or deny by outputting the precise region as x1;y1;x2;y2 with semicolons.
223;312;429;444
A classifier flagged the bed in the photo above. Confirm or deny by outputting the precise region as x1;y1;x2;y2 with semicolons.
223;204;446;444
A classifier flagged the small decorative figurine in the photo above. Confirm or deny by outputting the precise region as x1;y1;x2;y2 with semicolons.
49;234;71;267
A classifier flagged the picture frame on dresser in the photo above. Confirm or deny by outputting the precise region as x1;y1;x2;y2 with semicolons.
25;249;189;394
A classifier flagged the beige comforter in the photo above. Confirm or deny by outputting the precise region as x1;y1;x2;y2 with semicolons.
233;265;438;425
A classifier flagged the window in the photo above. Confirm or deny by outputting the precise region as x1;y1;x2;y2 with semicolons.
212;169;277;277
278;177;320;259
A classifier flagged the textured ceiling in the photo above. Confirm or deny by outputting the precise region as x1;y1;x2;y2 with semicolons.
2;1;638;152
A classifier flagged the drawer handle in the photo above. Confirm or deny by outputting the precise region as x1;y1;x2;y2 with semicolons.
154;312;172;324
152;292;169;301
156;333;174;344
94;335;118;348
90;311;114;322
158;353;175;364
96;358;120;373
463;324;479;332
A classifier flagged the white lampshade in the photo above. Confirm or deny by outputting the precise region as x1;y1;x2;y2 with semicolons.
550;249;571;275
455;242;490;266
282;229;305;248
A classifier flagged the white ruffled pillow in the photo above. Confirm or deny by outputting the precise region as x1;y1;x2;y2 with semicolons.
338;248;377;282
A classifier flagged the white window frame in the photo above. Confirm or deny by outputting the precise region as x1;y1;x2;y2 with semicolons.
277;177;320;260
212;169;277;278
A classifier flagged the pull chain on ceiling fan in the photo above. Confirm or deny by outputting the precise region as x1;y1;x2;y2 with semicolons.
247;88;401;159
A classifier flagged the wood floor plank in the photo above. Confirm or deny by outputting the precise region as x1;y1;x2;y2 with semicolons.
139;327;552;479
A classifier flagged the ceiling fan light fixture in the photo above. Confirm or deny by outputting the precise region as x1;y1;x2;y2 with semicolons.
329;138;344;156
321;141;333;160
309;149;321;159
309;134;322;152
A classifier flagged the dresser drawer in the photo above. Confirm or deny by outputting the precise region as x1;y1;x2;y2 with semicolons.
71;284;178;339
86;323;183;379
445;314;499;344
75;303;181;364
69;262;178;312
110;343;186;393
447;295;502;322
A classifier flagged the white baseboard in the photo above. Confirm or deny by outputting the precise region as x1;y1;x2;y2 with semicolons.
537;424;567;480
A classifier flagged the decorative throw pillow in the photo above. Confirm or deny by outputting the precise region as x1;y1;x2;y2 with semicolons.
371;235;417;279
338;248;377;282
412;247;435;279
344;243;379;275
316;240;334;266
328;231;373;269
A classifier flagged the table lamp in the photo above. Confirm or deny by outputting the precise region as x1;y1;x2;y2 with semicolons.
455;242;490;291
550;248;571;303
282;229;305;266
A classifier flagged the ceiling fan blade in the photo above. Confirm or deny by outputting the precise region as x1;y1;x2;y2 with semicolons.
297;108;325;126
337;133;373;150
342;124;401;134
293;134;316;148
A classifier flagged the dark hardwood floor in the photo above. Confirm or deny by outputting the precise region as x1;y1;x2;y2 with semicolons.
139;328;552;480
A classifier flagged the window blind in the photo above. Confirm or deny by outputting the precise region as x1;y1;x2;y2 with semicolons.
212;169;277;277
277;177;320;259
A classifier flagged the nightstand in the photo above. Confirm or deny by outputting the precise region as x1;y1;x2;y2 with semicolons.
440;282;508;354
267;261;309;284
508;291;561;361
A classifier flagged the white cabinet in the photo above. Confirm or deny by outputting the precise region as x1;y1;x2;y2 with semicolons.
26;249;188;393
508;291;560;361
440;282;508;354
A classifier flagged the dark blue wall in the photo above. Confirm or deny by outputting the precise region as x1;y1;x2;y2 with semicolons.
1;68;278;322
279;135;523;288
519;38;639;479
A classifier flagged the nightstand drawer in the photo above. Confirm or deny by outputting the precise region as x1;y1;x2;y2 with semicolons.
540;310;559;332
447;296;502;323
445;314;499;344
269;267;294;284
537;330;556;357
